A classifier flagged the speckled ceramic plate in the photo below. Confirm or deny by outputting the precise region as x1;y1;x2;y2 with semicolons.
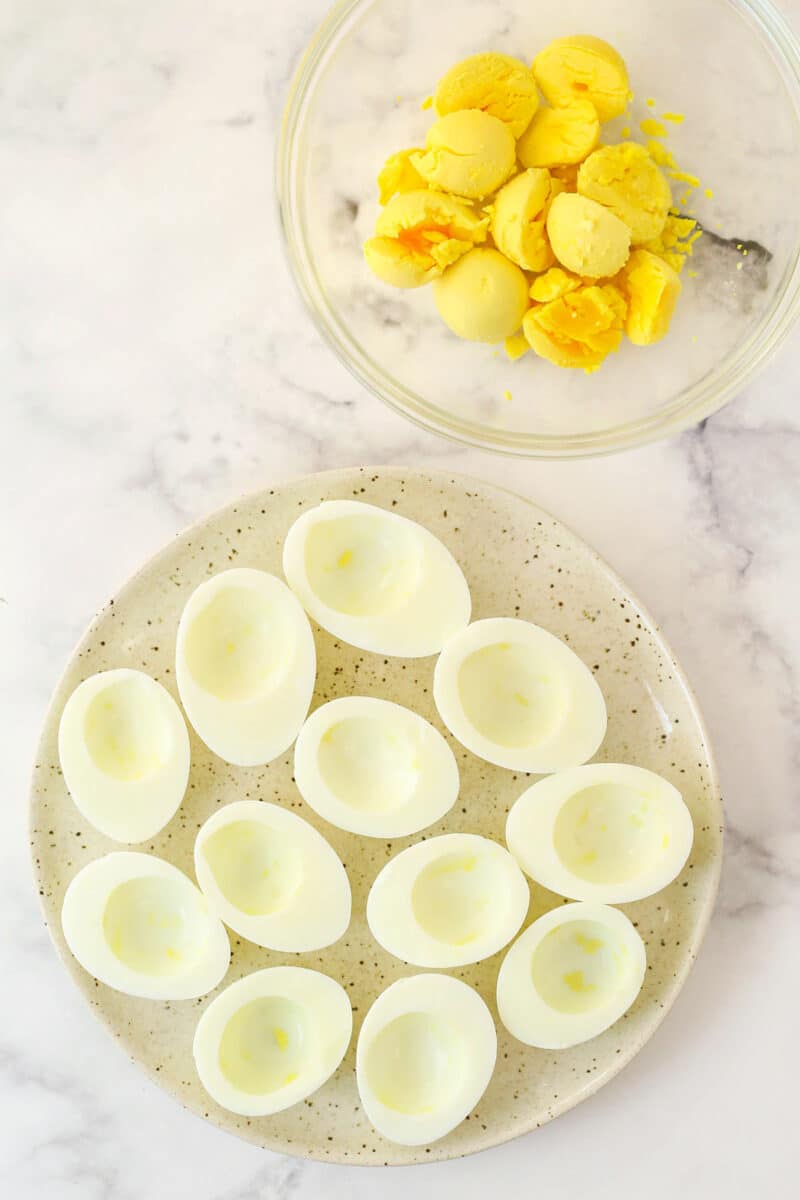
31;467;723;1165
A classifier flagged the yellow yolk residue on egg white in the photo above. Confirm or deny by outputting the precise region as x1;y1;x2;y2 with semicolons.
364;190;489;287
434;52;539;138
411;110;516;200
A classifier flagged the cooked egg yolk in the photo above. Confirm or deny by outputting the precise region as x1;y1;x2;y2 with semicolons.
364;190;489;287
546;192;631;278
411;110;516;200
517;99;600;169
533;35;631;122
529;266;583;303
377;148;426;205
489;168;559;273
434;248;529;343
523;283;627;372
434;52;539;138
578;142;672;244
622;249;682;345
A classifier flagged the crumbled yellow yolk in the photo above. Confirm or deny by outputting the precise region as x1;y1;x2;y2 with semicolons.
517;98;600;168
578;141;672;243
642;213;702;273
433;247;529;343
504;331;531;361
488;168;559;272
411;110;516;200
529;266;583;302
377;148;426;205
364;190;488;287
646;139;676;169
434;52;539;138
547;191;631;278
533;35;631;122
523;283;627;372
639;117;666;138
621;249;682;344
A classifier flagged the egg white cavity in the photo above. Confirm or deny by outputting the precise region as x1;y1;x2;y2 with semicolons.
433;617;607;772
175;568;315;766
367;833;529;967
282;500;471;657
294;696;459;837
496;902;646;1049
58;669;190;843
194;800;351;952
61;852;230;999
357;974;496;1145
193;966;352;1116
507;764;694;903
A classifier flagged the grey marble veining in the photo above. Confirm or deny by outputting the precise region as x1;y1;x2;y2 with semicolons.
1;0;799;1196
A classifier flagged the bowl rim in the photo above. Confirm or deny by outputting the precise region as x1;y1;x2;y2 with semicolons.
276;0;800;459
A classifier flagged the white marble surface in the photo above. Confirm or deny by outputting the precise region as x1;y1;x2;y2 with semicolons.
1;1;798;1195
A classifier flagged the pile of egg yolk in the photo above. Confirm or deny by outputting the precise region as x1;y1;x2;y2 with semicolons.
363;37;705;373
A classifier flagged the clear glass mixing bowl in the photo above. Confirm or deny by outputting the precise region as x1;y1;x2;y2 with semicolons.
278;0;800;457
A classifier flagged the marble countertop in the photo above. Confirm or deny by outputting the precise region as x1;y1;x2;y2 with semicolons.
2;1;798;1196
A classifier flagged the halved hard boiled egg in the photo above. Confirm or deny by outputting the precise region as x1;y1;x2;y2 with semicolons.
367;833;529;967
496;901;646;1049
293;696;459;838
58;669;190;843
194;800;351;952
433;617;607;772
356;974;496;1146
193;966;352;1116
282;500;471;657
506;763;694;903
61;851;230;999
175;568;315;766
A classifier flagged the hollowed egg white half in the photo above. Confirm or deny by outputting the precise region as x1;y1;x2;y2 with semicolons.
293;696;459;838
367;833;529;968
61;852;230;999
194;800;351;952
356;974;496;1146
175;568;315;766
433;617;607;772
282;500;471;657
58;669;190;843
496;901;646;1049
193;966;352;1117
506;763;694;903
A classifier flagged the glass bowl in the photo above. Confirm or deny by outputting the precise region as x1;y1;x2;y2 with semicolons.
278;0;800;458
